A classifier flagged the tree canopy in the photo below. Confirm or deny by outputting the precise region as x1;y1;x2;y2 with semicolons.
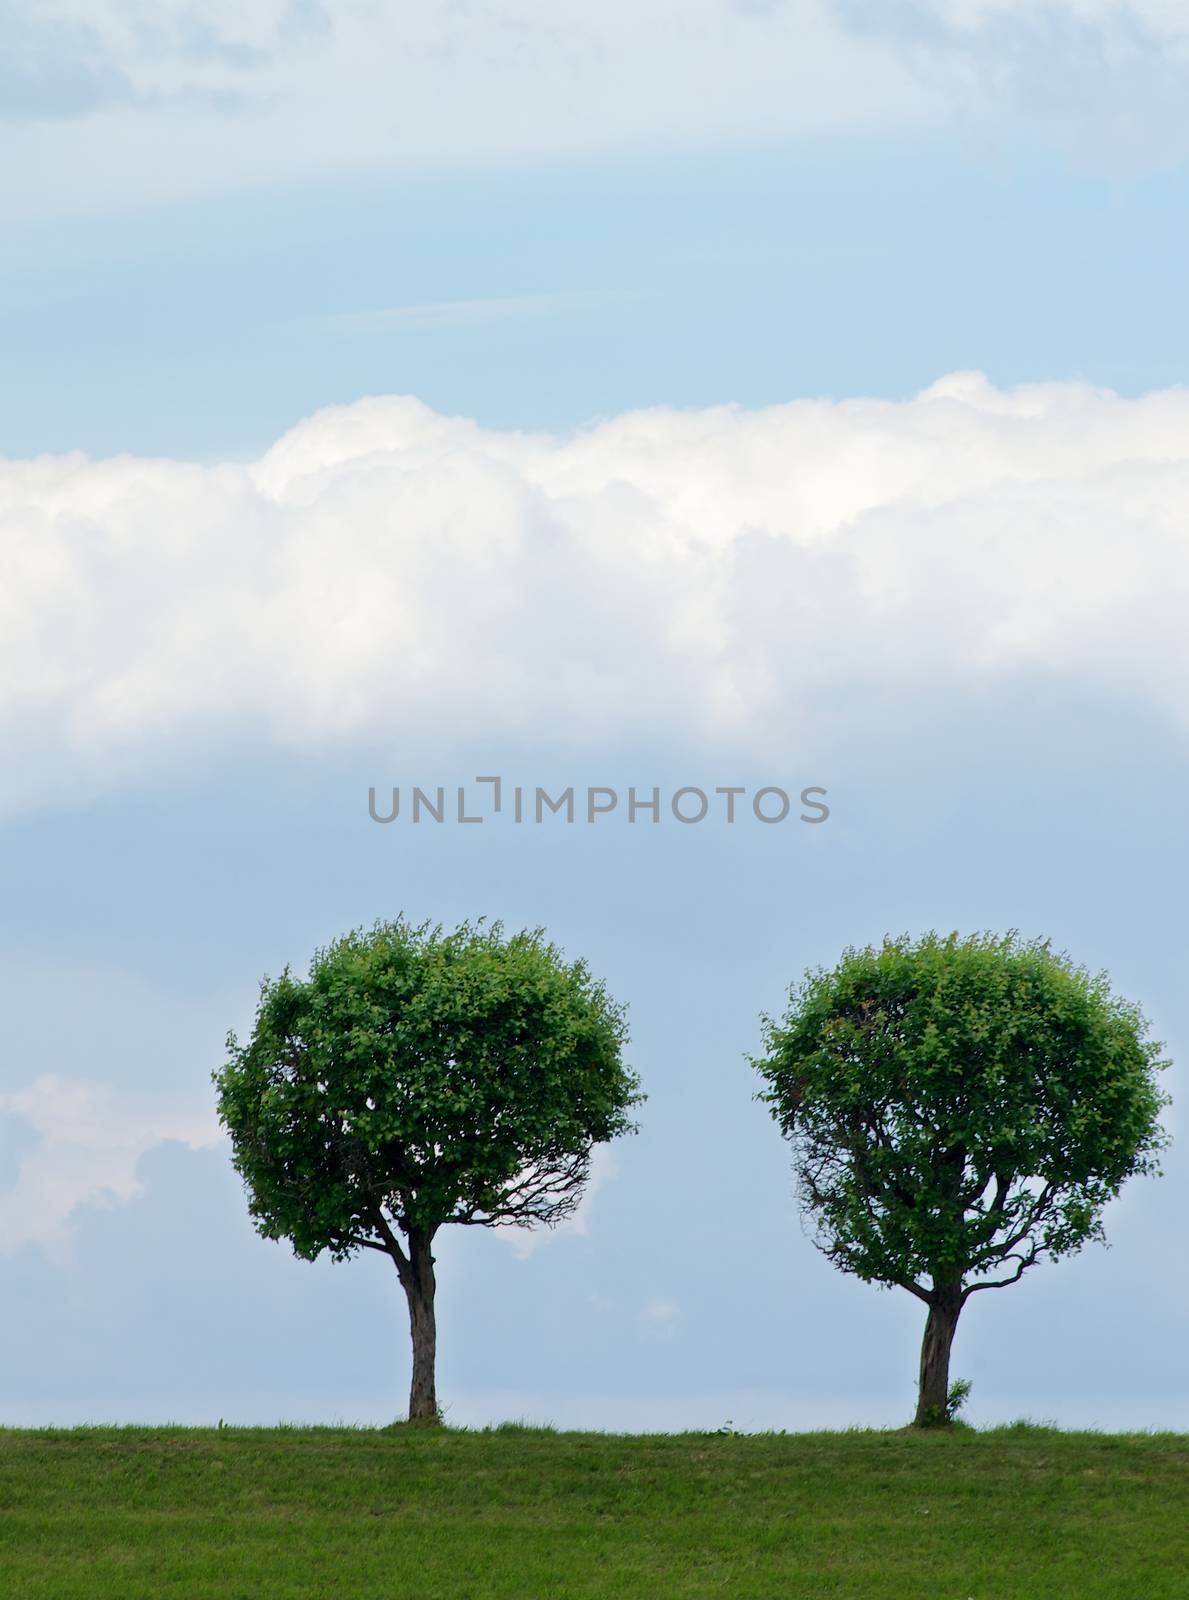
215;917;641;1419
753;930;1169;1424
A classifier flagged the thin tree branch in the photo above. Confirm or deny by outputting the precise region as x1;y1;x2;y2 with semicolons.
963;1244;1040;1297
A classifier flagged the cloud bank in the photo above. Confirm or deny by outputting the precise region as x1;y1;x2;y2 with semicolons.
4;371;1189;814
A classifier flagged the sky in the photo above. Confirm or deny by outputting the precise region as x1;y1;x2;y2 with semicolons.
2;0;1188;1431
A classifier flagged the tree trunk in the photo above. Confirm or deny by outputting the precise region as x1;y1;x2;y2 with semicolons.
914;1285;963;1427
401;1228;439;1423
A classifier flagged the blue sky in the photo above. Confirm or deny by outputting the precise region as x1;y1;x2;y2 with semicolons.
2;0;1188;1430
7;143;1189;460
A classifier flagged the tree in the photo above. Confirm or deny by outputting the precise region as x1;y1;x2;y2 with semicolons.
215;917;641;1422
753;931;1169;1427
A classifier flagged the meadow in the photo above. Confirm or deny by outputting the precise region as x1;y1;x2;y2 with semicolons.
1;1423;1185;1598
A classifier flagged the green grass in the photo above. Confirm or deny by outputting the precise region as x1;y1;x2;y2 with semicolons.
1;1423;1186;1598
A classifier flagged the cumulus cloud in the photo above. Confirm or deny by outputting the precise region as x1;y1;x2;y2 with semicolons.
0;959;236;1254
3;371;1189;813
0;1076;220;1258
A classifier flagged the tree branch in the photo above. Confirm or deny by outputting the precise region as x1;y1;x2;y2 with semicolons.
346;1234;391;1255
895;1276;933;1305
365;1200;411;1275
963;1243;1040;1297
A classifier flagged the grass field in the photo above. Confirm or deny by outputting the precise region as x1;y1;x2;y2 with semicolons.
1;1423;1186;1598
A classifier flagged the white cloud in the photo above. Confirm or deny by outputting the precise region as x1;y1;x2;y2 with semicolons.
0;958;241;1255
0;1075;220;1258
4;372;1189;813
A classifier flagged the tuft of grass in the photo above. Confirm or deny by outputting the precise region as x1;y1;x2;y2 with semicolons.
0;1424;1186;1598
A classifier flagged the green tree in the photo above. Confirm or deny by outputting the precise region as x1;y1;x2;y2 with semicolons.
753;931;1169;1427
215;918;641;1422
